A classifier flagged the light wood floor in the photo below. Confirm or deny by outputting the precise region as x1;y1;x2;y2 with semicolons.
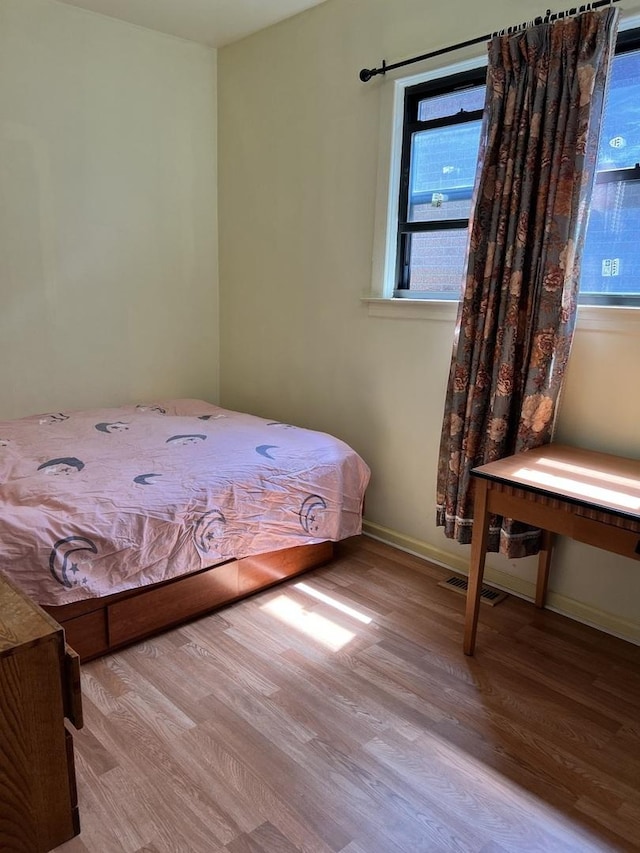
55;536;640;853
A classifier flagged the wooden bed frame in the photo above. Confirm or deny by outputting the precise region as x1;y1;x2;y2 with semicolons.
43;541;333;661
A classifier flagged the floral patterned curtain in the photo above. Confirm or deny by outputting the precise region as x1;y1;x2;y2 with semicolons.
436;8;619;557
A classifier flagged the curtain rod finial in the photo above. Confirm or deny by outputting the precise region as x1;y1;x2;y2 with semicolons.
359;59;386;83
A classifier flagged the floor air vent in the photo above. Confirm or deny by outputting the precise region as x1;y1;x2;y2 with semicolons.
437;574;507;606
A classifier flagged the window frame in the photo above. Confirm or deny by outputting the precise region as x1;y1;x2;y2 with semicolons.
394;67;486;299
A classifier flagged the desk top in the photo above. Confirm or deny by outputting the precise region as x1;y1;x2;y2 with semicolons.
472;444;640;522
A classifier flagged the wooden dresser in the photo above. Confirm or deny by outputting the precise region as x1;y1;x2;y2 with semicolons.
0;575;83;852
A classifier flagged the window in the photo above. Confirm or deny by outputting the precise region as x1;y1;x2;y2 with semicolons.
580;29;640;305
394;28;640;306
395;69;485;299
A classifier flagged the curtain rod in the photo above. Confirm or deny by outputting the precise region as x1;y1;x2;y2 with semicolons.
358;0;621;81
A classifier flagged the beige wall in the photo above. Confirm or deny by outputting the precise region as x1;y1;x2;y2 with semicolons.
219;0;640;642
0;0;219;419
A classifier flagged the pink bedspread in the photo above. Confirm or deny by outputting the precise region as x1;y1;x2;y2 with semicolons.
0;400;370;605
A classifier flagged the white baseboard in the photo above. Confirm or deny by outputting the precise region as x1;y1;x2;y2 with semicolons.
362;520;640;646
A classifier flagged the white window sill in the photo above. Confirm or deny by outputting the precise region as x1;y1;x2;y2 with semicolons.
576;303;640;332
362;297;458;321
363;297;640;331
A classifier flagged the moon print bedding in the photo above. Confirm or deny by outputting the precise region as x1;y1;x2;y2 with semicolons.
0;399;370;606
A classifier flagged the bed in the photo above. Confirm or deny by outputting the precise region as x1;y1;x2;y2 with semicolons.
0;399;370;660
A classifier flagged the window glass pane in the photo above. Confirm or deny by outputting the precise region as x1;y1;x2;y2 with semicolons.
408;121;481;222
418;86;485;121
581;180;640;295
406;230;468;296
596;48;640;171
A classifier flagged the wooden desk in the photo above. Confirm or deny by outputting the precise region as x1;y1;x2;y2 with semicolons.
464;444;640;655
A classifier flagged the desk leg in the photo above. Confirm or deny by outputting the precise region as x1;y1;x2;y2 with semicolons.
535;529;554;608
464;479;490;656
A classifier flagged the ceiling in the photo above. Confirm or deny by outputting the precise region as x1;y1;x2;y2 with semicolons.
56;0;328;48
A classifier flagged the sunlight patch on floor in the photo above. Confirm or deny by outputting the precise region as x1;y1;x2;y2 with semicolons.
293;581;373;624
260;594;356;651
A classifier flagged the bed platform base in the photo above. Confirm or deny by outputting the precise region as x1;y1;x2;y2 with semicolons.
44;541;333;661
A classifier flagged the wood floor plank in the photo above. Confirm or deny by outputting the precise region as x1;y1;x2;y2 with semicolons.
363;732;619;853
180;714;342;853
77;684;246;848
54;536;640;853
226;822;307;853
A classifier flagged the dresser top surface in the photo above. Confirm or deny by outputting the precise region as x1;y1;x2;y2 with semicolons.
0;573;61;655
